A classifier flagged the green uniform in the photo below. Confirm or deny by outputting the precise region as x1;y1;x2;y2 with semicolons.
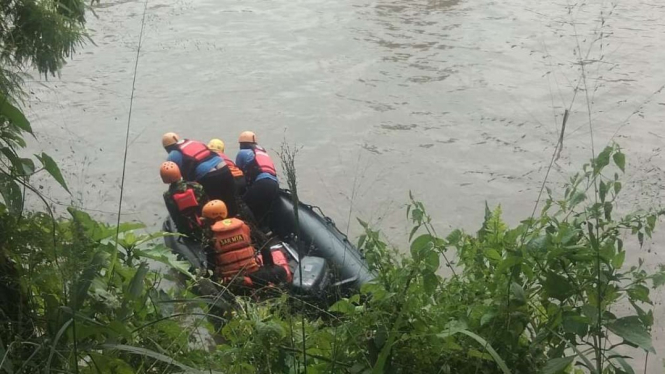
163;180;208;241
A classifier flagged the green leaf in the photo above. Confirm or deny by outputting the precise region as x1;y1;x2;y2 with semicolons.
485;249;502;261
410;234;433;261
0;174;23;214
606;316;655;353
526;235;548;253
409;225;420;241
134;245;194;280
424;251;440;272
653;271;665;288
595;146;612;172
562;312;589;337
19;158;35;175
87;352;135;374
542;356;575;374
329;299;355;314
423;272;439;295
127;263;148;299
604;202;613;220
613;151;626;172
612;251;625;269
0;97;33;135
480;312;495;327
599;180;607;203
647;215;656;231
570;191;586;207
544;272;574;301
510;282;526;305
496;256;522;275
71;251;108;311
36;152;70;194
608;351;635;374
581;304;599;326
627;285;650;304
446;229;462;244
614;182;622;195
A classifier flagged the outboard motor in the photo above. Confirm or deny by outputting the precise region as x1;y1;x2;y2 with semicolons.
291;256;331;300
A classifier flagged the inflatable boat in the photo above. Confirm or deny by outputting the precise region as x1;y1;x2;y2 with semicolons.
163;190;374;299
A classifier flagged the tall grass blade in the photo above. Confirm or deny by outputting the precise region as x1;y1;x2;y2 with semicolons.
438;329;512;374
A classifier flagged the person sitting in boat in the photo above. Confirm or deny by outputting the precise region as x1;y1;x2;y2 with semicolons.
201;199;291;288
235;131;279;229
207;138;246;195
161;161;209;241
162;132;240;218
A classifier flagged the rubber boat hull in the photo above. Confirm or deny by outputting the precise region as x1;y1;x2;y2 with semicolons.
163;190;374;295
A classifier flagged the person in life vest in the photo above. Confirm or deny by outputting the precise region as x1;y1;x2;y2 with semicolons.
235;131;279;228
162;132;240;217
202;200;290;288
207;138;246;195
161;161;209;241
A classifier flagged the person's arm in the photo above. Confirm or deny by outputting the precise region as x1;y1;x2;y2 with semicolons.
166;150;183;168
235;150;254;171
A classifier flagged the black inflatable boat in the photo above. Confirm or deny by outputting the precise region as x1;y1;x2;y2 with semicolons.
163;190;374;298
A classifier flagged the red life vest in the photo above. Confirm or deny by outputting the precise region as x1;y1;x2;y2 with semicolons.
245;145;277;183
214;151;244;179
210;218;259;278
176;140;215;181
172;188;199;211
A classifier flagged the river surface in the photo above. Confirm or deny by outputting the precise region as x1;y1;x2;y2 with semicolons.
24;0;665;370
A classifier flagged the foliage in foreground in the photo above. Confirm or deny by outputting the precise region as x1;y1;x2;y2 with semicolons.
1;4;664;371
1;144;664;374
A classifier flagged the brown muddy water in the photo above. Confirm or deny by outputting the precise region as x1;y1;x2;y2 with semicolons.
24;0;665;370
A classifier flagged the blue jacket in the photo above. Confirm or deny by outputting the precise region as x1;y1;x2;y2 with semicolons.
167;150;221;181
236;148;278;183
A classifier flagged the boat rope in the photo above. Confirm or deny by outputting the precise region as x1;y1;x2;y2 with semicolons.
110;0;149;278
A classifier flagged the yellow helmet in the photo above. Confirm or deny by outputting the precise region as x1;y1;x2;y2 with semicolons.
208;138;225;153
238;131;257;144
202;200;229;220
160;161;181;183
162;132;179;148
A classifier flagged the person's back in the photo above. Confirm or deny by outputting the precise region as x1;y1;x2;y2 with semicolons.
202;200;289;287
208;138;246;194
234;131;279;228
160;162;208;241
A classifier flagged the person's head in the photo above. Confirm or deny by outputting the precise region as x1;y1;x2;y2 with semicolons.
161;132;180;152
202;200;228;221
238;131;257;149
208;138;225;153
160;161;182;184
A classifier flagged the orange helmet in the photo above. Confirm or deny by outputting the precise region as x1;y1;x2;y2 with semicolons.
202;200;229;220
162;132;179;148
160;161;181;183
238;131;257;144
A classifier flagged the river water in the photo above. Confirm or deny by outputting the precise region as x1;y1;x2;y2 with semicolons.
24;0;665;370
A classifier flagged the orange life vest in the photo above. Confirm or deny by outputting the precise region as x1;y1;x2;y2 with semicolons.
215;151;244;179
210;218;259;278
176;140;215;180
